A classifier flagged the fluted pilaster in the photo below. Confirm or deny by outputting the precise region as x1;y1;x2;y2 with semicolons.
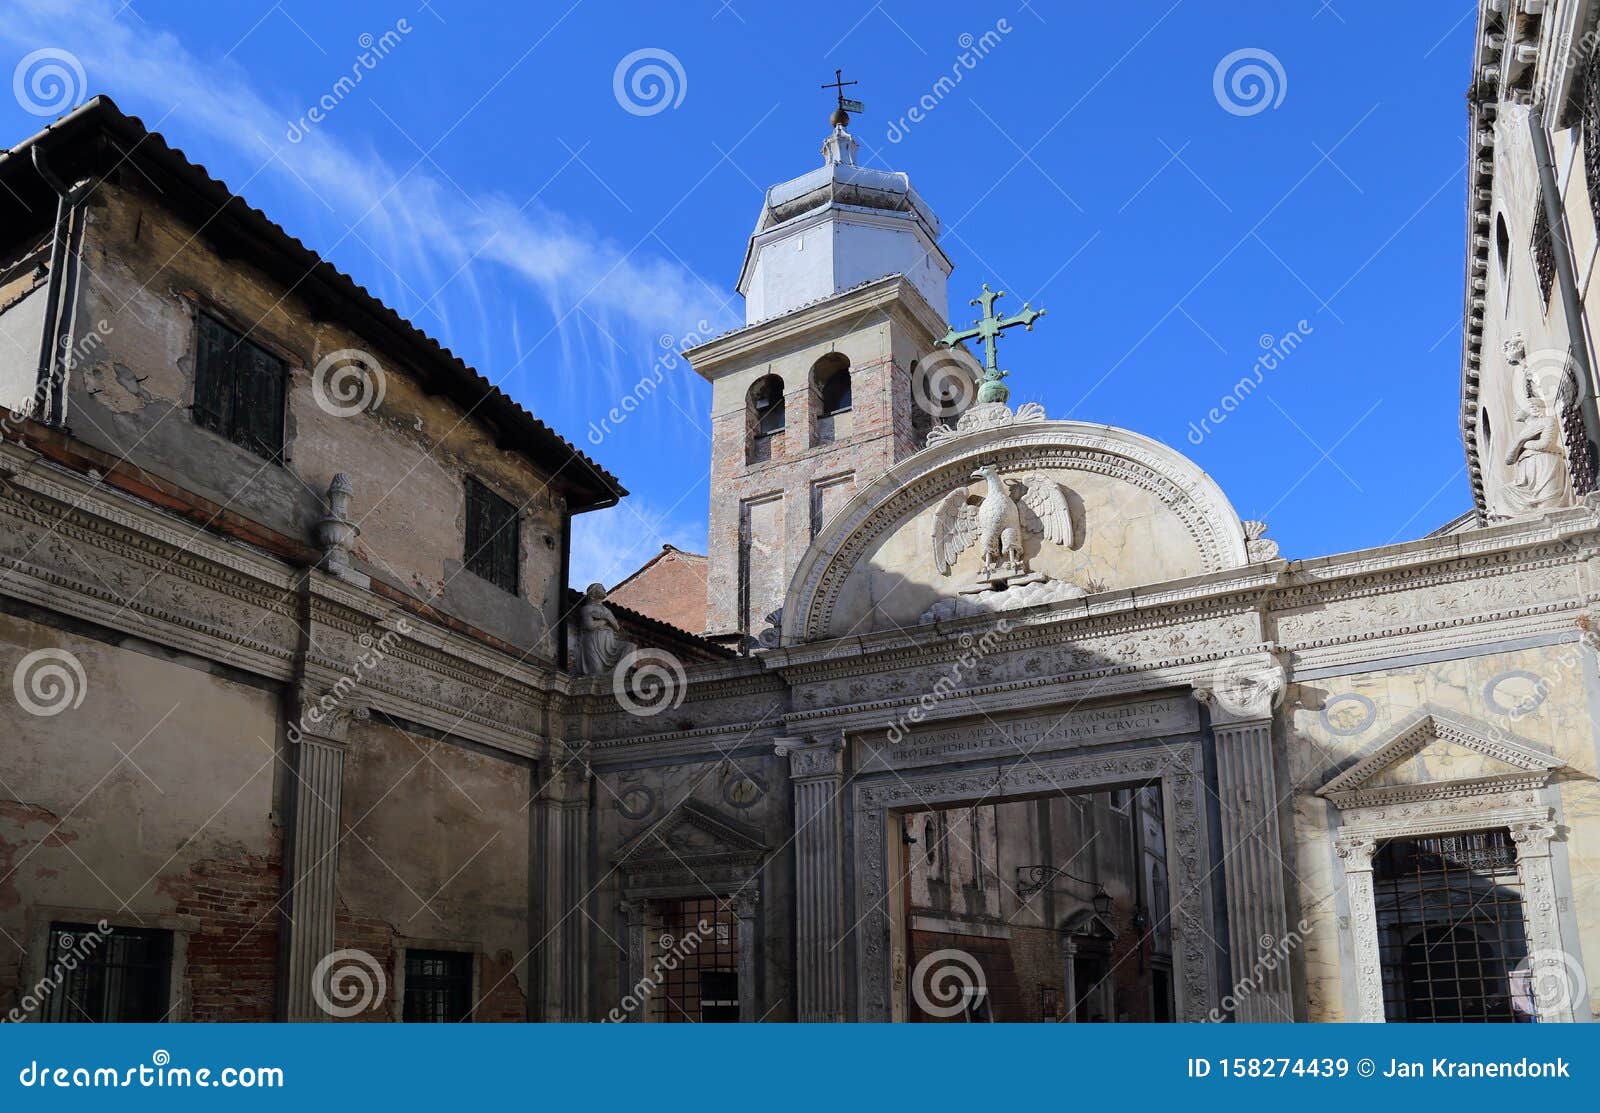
777;733;846;1021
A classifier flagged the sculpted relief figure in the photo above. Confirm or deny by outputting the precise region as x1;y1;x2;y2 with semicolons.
1496;356;1572;519
577;583;634;676
931;464;1075;592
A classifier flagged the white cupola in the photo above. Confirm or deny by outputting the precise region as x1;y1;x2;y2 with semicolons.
736;124;951;325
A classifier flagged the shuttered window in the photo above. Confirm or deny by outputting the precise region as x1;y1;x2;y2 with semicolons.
464;476;520;594
192;313;286;462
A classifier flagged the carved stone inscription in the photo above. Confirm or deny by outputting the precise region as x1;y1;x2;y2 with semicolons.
857;695;1198;771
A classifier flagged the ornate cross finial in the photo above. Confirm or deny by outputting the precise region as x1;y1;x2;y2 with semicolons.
821;68;864;127
935;284;1046;404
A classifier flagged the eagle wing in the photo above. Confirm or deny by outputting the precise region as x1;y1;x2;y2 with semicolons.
1014;474;1075;548
931;489;981;575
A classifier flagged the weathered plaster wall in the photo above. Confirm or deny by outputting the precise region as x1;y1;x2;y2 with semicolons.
0;612;282;1020
64;184;567;655
335;718;533;1021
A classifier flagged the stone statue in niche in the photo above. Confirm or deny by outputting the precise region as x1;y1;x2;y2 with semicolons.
576;583;634;676
1497;347;1572;519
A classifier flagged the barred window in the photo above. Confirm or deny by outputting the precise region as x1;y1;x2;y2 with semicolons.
403;949;474;1022
464;477;520;594
1583;51;1600;233
40;923;172;1022
1372;829;1532;1022
193;312;286;462
1532;196;1557;305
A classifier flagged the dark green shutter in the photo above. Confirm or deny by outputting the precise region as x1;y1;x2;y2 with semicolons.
465;477;519;594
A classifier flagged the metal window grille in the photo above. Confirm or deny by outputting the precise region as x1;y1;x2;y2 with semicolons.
41;922;171;1022
1584;51;1600;233
1532;197;1557;305
1372;828;1532;1022
403;949;474;1022
192;313;286;462
651;897;739;1022
464;476;519;594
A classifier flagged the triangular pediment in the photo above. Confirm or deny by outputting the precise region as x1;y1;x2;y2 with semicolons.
1317;707;1562;806
615;799;768;871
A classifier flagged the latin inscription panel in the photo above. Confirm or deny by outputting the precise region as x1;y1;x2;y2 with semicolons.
856;695;1198;771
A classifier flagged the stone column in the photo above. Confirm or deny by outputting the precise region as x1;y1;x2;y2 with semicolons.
1510;818;1577;1023
534;759;591;1021
776;733;847;1021
732;889;760;1021
617;898;648;1022
281;689;359;1021
1195;660;1294;1022
1333;834;1385;1022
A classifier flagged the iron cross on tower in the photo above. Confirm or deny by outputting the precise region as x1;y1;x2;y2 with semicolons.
936;284;1046;404
822;68;864;127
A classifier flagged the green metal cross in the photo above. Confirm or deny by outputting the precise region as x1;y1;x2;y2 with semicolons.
935;283;1045;404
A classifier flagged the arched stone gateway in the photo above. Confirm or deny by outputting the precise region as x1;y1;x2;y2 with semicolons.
784;407;1250;643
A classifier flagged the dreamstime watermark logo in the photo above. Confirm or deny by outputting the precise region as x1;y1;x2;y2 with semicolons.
6;920;111;1022
12;47;86;117
884;618;1009;745
612;647;687;717
586;319;718;446
1513;948;1587;1018
311;948;387;1018
311;348;386;418
1186;320;1313;445
285;19;413;142
613;48;687;117
886;19;1012;143
606;918;712;1021
911;948;987;1018
12;648;87;717
1213;48;1287;117
910;348;982;423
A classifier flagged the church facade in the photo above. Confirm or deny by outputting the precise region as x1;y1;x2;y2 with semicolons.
1;3;1598;1024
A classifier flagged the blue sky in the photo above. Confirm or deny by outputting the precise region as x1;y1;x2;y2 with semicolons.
1;0;1479;587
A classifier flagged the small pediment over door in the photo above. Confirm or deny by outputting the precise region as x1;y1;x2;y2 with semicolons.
1316;707;1564;808
615;799;768;892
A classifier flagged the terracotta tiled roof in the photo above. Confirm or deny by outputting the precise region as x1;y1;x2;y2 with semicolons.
0;96;625;510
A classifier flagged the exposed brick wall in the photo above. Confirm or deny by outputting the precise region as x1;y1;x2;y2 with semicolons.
332;909;401;1022
475;949;528;1022
160;841;284;1021
606;546;710;634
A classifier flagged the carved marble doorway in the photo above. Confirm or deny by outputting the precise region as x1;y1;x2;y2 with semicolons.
851;741;1217;1021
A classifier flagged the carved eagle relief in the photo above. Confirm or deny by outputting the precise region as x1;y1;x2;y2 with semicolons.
931;464;1075;577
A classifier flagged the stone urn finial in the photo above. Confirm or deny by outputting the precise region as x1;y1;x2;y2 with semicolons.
315;473;360;576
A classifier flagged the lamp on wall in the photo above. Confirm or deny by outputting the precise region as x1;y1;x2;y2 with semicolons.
1018;865;1117;920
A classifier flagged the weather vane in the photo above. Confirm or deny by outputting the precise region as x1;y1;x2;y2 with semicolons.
936;284;1046;405
822;68;865;127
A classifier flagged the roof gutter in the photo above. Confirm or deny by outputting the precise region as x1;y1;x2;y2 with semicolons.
1529;106;1600;490
29;145;93;428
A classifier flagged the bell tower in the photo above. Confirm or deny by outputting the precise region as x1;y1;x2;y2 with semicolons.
685;94;960;642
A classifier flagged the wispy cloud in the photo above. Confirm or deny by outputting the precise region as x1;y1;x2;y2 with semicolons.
0;0;734;413
570;502;705;590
